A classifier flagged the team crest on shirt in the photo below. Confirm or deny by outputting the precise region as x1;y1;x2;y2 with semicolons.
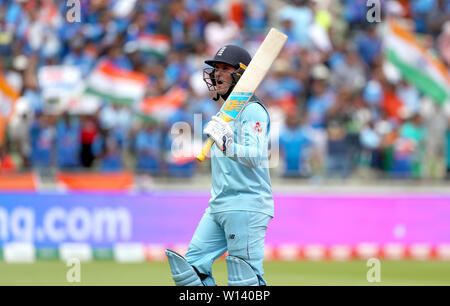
254;122;263;133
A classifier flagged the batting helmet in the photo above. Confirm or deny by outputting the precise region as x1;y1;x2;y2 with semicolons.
205;45;252;69
203;45;252;100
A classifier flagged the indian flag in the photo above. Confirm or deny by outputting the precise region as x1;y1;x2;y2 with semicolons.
0;73;19;146
137;34;171;59
86;60;148;106
136;87;187;122
384;20;450;105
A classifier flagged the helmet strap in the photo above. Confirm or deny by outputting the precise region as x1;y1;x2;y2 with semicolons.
220;85;235;101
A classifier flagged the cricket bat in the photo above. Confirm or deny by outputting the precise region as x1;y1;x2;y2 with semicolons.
196;27;288;162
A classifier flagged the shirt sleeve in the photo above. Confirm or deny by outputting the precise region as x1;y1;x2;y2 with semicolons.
226;103;270;168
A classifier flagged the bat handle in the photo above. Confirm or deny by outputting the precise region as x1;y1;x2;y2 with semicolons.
196;115;232;162
196;138;214;162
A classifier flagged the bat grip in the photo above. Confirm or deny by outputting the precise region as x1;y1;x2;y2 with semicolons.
196;138;214;162
196;115;232;162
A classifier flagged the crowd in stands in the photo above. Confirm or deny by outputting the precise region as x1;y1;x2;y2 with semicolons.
0;0;450;180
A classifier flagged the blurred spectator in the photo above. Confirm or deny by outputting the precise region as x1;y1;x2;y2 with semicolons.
306;64;335;174
363;67;384;108
279;112;313;178
166;100;195;129
327;2;349;48
4;55;25;94
330;46;367;92
204;11;239;56
308;0;332;54
0;0;448;182
312;0;332;31
134;121;163;175
438;21;450;66
126;10;154;42
380;121;400;175
22;54;44;114
96;129;123;172
55;112;81;170
243;0;268;37
63;38;98;77
164;98;197;178
79;115;98;168
100;42;133;70
410;0;436;33
355;25;382;68
306;64;335;129
8;98;34;169
359;120;383;172
157;0;191;51
394;113;427;178
382;82;405;122
342;0;371;28
260;58;303;108
30;114;55;169
25;7;62;60
396;80;421;117
98;103;132;149
278;17;298;51
169;0;190;51
277;0;313;48
83;6;113;43
165;50;194;89
426;0;450;38
326;87;357;179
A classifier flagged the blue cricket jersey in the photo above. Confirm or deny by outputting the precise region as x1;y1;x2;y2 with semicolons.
209;96;274;217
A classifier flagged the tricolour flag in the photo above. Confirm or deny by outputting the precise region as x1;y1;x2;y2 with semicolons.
137;34;171;59
86;60;148;106
136;87;187;122
0;73;19;146
384;21;450;105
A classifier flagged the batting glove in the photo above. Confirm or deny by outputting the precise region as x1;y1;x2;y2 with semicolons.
204;115;234;152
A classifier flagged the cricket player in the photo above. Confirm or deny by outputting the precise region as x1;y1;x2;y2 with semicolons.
166;45;274;286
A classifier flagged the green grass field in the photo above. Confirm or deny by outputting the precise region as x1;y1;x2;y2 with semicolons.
1;260;449;286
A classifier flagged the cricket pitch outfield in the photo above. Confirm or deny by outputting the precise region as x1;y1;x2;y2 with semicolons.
1;260;449;286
